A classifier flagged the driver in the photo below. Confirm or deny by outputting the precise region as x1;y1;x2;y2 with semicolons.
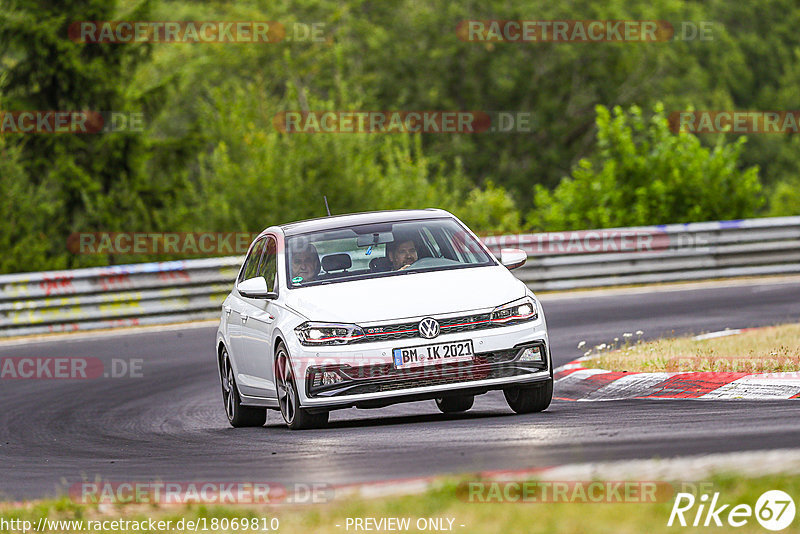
290;243;320;282
387;238;418;271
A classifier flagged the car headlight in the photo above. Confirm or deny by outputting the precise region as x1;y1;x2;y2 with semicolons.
490;296;538;324
295;322;365;345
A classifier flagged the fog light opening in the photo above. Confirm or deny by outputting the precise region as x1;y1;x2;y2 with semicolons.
518;346;543;362
310;368;345;388
321;371;343;386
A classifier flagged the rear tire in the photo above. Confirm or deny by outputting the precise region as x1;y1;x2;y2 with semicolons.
275;342;329;430
435;395;474;413
220;347;267;427
504;379;553;414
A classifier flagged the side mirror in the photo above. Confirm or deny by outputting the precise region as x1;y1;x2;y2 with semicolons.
237;277;278;299
500;248;527;270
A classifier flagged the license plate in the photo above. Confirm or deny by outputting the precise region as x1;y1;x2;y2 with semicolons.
392;340;474;369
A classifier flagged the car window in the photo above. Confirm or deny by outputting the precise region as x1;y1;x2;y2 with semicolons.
445;225;482;264
286;217;495;288
258;237;278;292
240;237;266;282
421;227;443;258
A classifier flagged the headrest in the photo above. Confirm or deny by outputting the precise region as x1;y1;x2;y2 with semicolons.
321;253;352;272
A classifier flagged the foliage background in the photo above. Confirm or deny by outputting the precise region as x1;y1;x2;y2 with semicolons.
1;0;798;273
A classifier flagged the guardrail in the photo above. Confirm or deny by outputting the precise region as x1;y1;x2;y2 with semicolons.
0;258;242;337
482;216;800;291
1;216;798;337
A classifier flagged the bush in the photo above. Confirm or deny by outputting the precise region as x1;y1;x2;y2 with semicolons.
767;179;800;216
455;181;521;236
528;103;764;231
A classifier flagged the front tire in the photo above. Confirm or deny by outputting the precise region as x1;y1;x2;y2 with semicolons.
435;395;474;413
504;379;553;414
275;342;329;430
220;347;267;427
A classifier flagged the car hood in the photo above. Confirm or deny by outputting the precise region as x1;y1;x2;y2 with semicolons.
283;266;528;323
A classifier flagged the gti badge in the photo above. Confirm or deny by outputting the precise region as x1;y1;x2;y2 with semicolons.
418;317;440;339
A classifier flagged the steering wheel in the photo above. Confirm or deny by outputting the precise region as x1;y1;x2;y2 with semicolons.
399;257;434;269
400;256;461;270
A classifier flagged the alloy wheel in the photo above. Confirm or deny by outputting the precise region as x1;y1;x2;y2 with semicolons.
276;351;296;424
221;349;235;422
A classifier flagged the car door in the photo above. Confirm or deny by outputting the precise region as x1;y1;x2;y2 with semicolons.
230;236;266;395
236;235;279;398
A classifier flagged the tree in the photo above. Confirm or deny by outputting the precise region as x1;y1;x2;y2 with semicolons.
190;79;520;235
0;0;184;268
0;134;62;273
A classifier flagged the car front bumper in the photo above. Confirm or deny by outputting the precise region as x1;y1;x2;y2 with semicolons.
286;318;551;409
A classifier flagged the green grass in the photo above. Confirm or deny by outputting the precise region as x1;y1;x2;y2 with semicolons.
2;473;799;533
582;323;800;373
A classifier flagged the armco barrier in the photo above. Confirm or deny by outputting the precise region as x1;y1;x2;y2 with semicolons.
0;258;241;337
1;217;798;337
482;216;800;290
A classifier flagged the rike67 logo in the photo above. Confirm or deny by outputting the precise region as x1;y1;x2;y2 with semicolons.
668;490;796;531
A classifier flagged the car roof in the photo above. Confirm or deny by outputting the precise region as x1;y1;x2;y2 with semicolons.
278;208;454;236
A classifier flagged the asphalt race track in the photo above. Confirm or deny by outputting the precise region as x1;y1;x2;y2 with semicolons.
2;279;800;500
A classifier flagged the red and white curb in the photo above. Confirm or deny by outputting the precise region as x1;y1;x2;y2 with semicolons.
555;330;800;401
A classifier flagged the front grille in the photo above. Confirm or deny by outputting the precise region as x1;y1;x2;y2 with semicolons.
341;363;394;379
337;348;518;381
329;365;530;396
360;367;530;395
473;350;519;365
363;312;496;342
438;313;493;332
362;321;419;341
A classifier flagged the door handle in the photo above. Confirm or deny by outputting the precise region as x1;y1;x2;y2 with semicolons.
241;314;249;323
224;306;232;316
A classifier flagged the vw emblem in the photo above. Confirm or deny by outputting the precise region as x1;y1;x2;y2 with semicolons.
418;317;440;339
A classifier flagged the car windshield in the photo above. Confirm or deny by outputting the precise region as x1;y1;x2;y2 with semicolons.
285;217;495;287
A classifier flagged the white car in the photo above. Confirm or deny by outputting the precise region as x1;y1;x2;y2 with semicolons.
215;209;552;429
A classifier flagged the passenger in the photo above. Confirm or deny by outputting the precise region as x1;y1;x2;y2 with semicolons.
290;243;320;282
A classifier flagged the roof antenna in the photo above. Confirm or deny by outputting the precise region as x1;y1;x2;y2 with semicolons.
323;195;331;216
